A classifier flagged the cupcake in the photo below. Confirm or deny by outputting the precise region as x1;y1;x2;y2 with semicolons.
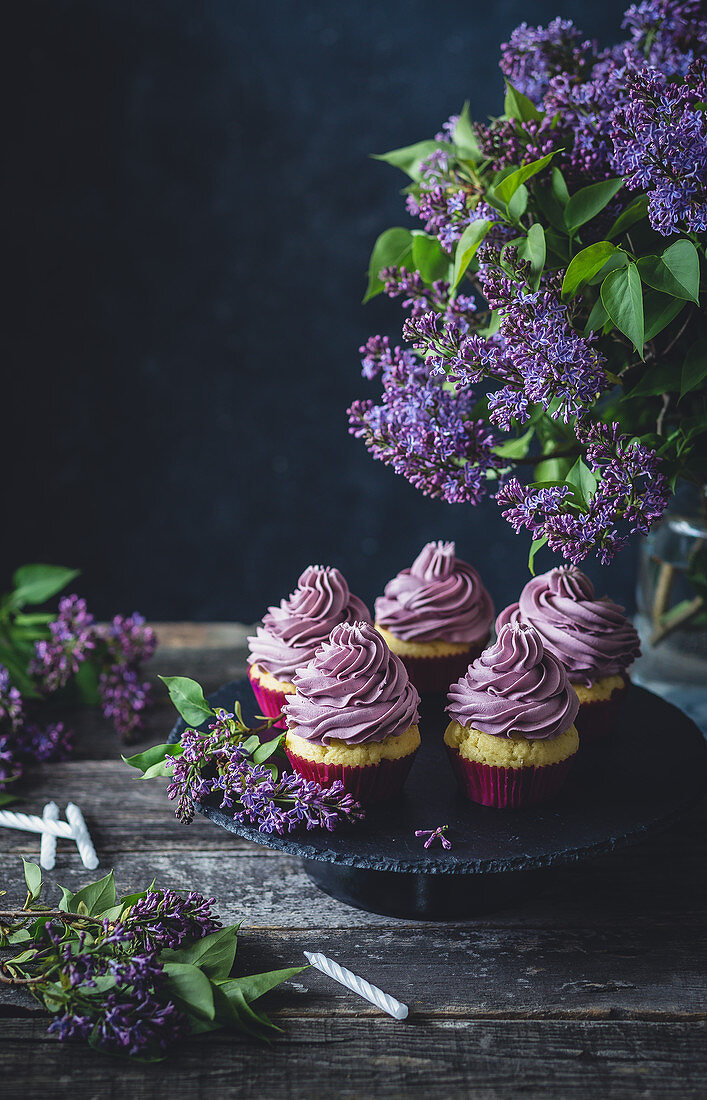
444;623;579;808
283;621;421;803
496;566;640;742
374;540;494;694
247;566;371;728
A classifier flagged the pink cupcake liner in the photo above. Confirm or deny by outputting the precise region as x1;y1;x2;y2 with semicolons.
575;678;629;743
248;667;289;732
446;745;575;809
284;748;418;804
399;642;485;696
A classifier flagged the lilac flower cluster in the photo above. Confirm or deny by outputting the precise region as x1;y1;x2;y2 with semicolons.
610;62;707;234
500;17;595;103
45;921;186;1056
348;337;499;505
30;602;156;741
111;889;221;951
497;422;670;564
0;666;72;790
403;250;606;428
166;712;364;833
31;595;96;692
380;266;477;328
622;1;707;73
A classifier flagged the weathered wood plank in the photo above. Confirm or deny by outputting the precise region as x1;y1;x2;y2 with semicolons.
0;1018;704;1100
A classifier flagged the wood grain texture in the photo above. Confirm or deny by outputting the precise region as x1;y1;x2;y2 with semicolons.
1;625;705;1097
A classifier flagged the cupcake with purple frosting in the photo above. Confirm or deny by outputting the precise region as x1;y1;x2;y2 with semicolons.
496;566;640;742
247;566;371;728
444;622;579;809
374;541;494;694
284;621;421;803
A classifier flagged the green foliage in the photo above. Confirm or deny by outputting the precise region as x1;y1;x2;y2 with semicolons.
564;178;623;234
363;227;414;302
1;862;307;1057
562;242;618;299
601;263;644;353
452;220;491;286
158;676;213;727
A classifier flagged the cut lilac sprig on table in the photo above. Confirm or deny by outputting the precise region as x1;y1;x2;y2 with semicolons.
124;676;365;835
0;861;306;1059
415;825;452;850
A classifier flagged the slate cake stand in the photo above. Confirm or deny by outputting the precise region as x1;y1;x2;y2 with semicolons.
168;679;707;919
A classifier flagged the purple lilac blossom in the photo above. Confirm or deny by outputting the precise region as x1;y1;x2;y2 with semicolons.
622;1;707;72
500;18;596;103
497;422;669;564
610;61;707;234
166;714;364;832
119;889;221;950
30;595;96;692
348;339;500;505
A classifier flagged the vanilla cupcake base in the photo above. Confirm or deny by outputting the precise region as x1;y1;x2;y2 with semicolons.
285;725;421;803
444;721;578;809
248;663;294;731
375;625;485;695
572;675;628;742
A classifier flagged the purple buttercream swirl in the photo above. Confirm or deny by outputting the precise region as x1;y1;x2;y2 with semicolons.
248;566;372;681
495;566;640;685
284;621;420;746
374;540;494;643
447;622;579;740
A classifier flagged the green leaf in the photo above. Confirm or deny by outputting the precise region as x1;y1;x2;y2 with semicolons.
164;926;240;981
362;227;414;303
601;263;644;353
606;194;649;240
507;183;528;221
642;289;687;341
534;182;568;232
565;457;598;505
74;660;100;706
564;178;623;234
61;871;117;916
211;984;278;1040
163;962;216;1021
494;152;555;205
533;456;574;482
159;676;213;727
22;859;42;900
680;338;707;399
0;792;17;808
252;736;285;765
411;232;451;284
503;80;543;123
628;362;681;397
122;742;183;774
551;167;570;206
524;223;546;289
638;239;700;303
453;102;481;158
218;966;308;1006
528;536;548;575
371;140;451;180
452;219;491;287
8;565;80;611
587;250;629;285
561;242;618;299
493;427;535;460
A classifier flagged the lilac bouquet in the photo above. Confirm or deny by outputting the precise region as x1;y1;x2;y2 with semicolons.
0;563;156;797
350;1;707;575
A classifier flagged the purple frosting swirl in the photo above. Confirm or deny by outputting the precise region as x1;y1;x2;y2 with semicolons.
447;622;579;739
374;540;494;643
495;566;640;685
248;566;372;681
284;621;420;745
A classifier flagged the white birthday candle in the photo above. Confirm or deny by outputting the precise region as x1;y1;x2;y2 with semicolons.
304;951;409;1020
65;803;99;870
0;809;74;838
40;802;60;871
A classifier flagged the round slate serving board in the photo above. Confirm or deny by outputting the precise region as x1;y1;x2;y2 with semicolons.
169;680;707;919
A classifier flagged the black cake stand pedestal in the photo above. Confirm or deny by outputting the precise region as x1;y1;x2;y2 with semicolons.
169;680;707;920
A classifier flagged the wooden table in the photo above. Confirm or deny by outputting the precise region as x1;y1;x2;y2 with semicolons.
1;624;706;1099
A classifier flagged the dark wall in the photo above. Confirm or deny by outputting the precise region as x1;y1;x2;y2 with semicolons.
5;0;637;623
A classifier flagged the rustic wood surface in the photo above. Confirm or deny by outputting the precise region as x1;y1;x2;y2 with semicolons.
1;623;705;1099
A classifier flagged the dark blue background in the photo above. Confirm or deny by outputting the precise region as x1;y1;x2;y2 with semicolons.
5;0;636;623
